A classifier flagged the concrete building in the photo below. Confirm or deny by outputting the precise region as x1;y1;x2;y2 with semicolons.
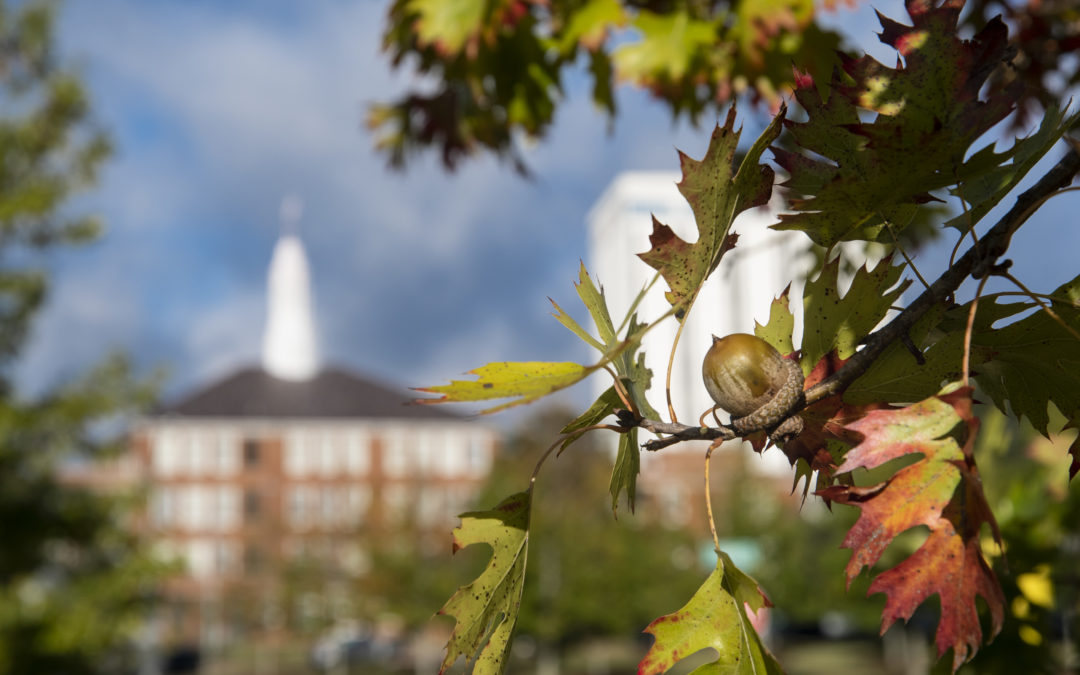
129;202;498;648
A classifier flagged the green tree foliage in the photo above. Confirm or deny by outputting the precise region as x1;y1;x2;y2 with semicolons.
0;2;164;672
373;0;1079;172
401;0;1080;672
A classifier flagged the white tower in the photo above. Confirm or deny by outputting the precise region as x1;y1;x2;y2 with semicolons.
262;195;319;381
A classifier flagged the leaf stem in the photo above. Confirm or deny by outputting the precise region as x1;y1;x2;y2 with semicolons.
602;364;639;418
962;275;990;389
664;302;692;424
704;442;722;552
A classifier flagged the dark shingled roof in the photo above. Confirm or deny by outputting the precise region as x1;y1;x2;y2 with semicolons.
156;366;459;420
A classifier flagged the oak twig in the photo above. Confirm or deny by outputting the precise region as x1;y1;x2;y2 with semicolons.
630;147;1080;452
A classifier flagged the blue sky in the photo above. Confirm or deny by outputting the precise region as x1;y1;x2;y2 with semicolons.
15;1;1078;414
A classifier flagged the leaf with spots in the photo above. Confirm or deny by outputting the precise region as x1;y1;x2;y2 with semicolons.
414;361;594;414
639;105;784;319
772;0;1021;248
753;286;795;356
638;551;781;675
439;491;531;675
818;386;1004;672
800;256;909;377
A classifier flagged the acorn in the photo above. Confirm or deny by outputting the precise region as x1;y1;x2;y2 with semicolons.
702;333;804;442
702;333;789;416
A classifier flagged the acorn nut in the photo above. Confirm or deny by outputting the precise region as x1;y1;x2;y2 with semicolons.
702;333;804;442
702;333;789;416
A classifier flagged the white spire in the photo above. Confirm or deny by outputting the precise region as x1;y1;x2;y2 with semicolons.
262;195;319;381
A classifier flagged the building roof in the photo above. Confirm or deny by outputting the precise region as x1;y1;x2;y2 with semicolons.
156;366;460;421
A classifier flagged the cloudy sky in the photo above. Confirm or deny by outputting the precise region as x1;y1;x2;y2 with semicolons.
15;1;1078;416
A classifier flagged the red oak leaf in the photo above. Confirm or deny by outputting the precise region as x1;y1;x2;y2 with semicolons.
818;386;1003;672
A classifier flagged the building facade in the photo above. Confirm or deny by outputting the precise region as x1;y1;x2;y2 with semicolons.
129;209;498;649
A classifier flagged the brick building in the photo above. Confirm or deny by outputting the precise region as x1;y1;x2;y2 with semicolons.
130;204;497;648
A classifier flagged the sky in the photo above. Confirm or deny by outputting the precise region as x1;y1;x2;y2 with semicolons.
15;0;1079;418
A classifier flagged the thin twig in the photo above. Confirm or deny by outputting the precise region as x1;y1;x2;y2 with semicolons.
1000;270;1080;343
885;220;931;291
531;424;625;483
962;275;990;388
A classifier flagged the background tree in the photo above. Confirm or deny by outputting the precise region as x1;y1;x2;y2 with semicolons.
0;2;164;672
372;0;1079;172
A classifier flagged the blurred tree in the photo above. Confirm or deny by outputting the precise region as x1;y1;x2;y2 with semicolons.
0;2;165;673
362;408;703;663
372;0;1079;172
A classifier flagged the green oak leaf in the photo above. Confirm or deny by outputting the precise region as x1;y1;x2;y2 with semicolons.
972;274;1080;440
800;256;909;377
439;491;531;674
561;386;622;436
946;107;1080;232
754;285;795;355
773;2;1019;247
408;0;487;57
638;551;780;675
556;0;627;53
609;427;640;516
639;105;785;317
613;10;715;85
845;303;961;405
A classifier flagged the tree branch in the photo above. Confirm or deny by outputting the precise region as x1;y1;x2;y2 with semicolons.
634;146;1080;452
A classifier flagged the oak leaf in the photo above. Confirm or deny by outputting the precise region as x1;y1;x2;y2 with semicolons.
819;387;1004;672
773;0;1019;247
639;105;783;318
638;551;780;675
439;491;531;674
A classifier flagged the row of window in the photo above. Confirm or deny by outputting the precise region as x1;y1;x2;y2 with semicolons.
149;427;494;479
158;537;372;579
152;485;243;531
286;485;371;530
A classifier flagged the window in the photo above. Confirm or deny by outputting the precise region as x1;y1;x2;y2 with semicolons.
284;431;304;477
418;486;445;526
319;431;338;476
214;432;238;475
382;431;407;477
244;490;261;522
153;428;181;477
218;487;241;531
382;484;411;522
243;439;260;468
466;435;490;475
441;431;466;476
152;486;176;527
190;432;210;475
346;486;371;527
244;545;263;574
